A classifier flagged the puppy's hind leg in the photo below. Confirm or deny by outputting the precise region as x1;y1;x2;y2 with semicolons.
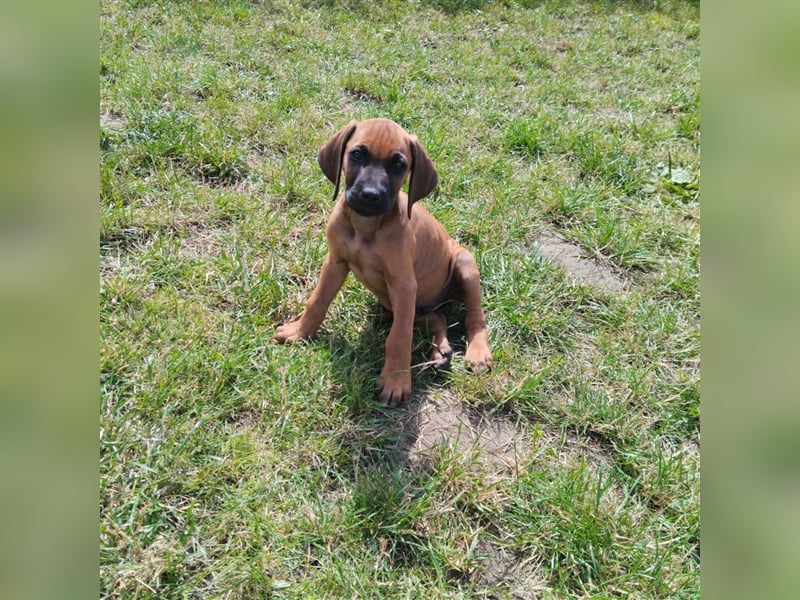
415;311;453;369
452;250;493;372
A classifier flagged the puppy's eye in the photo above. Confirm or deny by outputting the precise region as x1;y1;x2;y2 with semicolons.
392;157;407;172
350;148;364;161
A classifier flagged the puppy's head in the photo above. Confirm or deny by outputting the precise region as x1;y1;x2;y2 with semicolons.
317;118;438;218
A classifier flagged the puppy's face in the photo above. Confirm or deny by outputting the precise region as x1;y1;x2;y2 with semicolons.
343;127;411;217
317;118;438;219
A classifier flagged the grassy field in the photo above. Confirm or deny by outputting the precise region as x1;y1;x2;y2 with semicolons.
100;0;699;597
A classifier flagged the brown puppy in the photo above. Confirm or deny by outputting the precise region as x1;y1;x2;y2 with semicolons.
275;118;492;406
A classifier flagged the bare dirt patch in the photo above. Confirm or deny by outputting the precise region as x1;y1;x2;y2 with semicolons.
396;390;628;598
401;388;530;474
533;232;627;293
100;111;127;131
397;390;545;597
176;221;225;261
543;39;573;54
474;539;548;600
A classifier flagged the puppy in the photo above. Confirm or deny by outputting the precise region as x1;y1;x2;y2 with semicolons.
276;118;492;406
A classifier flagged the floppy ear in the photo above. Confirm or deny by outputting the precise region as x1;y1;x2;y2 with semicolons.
317;120;358;202
407;135;438;219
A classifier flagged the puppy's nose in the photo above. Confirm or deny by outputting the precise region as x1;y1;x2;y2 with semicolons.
361;186;382;202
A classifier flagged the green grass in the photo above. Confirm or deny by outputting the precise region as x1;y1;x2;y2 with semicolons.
100;0;699;597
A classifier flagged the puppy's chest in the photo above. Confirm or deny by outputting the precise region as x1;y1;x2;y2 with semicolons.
340;236;390;296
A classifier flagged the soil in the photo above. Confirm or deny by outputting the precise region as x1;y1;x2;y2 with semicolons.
533;232;627;293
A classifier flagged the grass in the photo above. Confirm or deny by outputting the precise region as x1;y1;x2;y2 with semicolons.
100;0;699;597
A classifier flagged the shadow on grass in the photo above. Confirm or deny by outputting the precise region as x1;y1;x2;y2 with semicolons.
314;302;533;583
324;300;468;446
320;299;479;459
309;305;454;571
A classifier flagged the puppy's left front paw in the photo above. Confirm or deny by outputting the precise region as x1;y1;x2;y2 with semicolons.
375;371;412;407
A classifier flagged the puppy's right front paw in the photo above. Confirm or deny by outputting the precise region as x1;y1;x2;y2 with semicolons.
274;320;310;343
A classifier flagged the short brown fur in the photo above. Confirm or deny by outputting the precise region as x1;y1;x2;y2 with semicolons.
275;118;492;406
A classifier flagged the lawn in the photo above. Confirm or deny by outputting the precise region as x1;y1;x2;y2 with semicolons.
100;0;699;597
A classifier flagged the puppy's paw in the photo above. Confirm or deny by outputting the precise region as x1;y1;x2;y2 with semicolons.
375;371;412;407
430;341;453;369
274;320;312;343
465;342;494;373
